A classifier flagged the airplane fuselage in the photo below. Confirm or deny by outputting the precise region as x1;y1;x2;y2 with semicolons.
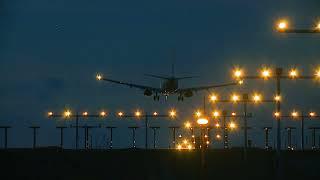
161;78;178;94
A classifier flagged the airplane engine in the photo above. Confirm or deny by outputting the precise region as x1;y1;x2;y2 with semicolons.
184;90;193;98
144;89;153;96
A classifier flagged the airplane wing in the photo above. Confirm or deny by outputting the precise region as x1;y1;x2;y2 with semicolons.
177;82;238;92
99;77;162;92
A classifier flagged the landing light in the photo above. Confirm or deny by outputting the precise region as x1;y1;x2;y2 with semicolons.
96;74;102;80
277;20;288;31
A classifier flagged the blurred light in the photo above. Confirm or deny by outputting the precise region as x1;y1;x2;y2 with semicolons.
206;141;210;145
215;123;220;128
177;144;182;150
309;112;316;117
64;110;72;118
135;111;141;117
192;135;195;138
195;111;202;118
48;112;53;117
229;122;236;129
204;135;208;138
315;69;320;78
118;112;124;117
231;112;237;116
169;110;176;118
179;134;182;138
82;112;88;116
153;112;158;116
277;20;288;31
185;122;191;128
187;145;193;150
238;80;244;85
252;94;262;103
197;118;208;125
289;69;298;78
274;95;281;102
231;94;240;102
213;111;220;118
291;111;298;118
233;69;243;79
216;134;221;139
316;22;320;30
210;94;218;102
183;139;188;144
100;111;107;117
274;112;280;117
261;68;271;79
96;74;102;80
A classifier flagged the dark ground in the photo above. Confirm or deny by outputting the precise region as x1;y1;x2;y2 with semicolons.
0;148;319;180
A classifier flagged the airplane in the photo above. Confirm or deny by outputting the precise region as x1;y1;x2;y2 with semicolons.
96;64;239;101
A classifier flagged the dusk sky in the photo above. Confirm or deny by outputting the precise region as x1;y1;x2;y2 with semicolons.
1;0;320;149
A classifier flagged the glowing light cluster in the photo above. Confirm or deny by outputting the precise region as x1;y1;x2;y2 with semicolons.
197;118;208;125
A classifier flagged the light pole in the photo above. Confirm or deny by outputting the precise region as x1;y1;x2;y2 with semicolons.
129;126;139;149
233;67;320;153
274;111;320;151
150;126;160;149
48;110;107;150
309;127;320;150
117;110;176;149
29;126;40;149
263;127;272;150
71;125;100;150
276;19;320;33
285;127;296;150
106;126;117;149
56;126;67;149
169;126;180;149
0;126;11;149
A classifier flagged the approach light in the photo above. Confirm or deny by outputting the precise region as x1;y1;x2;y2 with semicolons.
315;69;320;78
233;69;243;79
169;110;176;118
229;122;236;129
64;110;72;118
274;95;281;102
195;111;202;118
216;134;221;139
185;122;191;129
82;112;88;116
289;69;298;78
48;112;53;117
118;112;124;117
277;20;288;31
197;118;208;125
210;94;218;102
96;74;103;81
206;141;210;145
153;112;158;116
252;94;262;103
316;22;320;30
177;144;182;150
231;112;237;116
135;111;141;117
213;111;220;118
309;112;316;117
261;68;271;79
215;123;220;128
183;139;188;144
274;112;280;118
231;94;240;102
100;111;107;117
291;111;298;118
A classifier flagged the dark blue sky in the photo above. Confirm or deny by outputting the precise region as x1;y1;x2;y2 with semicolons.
1;0;320;149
